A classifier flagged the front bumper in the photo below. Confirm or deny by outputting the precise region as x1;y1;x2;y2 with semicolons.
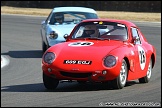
42;66;119;82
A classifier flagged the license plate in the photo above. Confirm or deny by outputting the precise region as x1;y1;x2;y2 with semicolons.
63;60;92;65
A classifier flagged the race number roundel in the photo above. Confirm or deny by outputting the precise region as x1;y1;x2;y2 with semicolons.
137;46;146;70
68;41;94;47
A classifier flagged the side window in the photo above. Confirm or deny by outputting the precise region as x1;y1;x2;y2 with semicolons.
75;26;84;38
131;27;141;44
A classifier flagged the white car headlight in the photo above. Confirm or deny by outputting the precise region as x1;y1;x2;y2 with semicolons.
104;55;116;67
44;52;55;64
49;31;58;39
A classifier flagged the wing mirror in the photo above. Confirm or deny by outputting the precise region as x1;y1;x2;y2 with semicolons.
41;20;45;25
64;34;69;40
41;21;46;28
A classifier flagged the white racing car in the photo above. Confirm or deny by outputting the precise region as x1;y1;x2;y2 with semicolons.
40;7;98;52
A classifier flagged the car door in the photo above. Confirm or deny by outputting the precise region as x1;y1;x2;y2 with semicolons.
131;27;148;76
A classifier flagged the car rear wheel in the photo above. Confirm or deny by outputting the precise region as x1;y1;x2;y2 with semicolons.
139;59;152;83
111;59;128;89
43;73;59;90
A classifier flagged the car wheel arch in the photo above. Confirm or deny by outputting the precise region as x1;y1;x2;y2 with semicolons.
123;57;130;72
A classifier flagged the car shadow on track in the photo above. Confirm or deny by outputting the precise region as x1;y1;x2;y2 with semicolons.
1;50;43;58
1;81;140;92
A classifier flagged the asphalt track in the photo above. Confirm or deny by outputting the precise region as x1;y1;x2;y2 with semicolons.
1;14;161;107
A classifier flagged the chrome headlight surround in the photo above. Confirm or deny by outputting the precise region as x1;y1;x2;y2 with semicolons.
43;52;56;64
49;31;58;39
103;55;116;67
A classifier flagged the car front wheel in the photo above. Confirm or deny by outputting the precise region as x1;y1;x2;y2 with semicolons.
43;73;59;90
42;41;48;53
77;81;87;84
139;59;152;83
111;59;128;89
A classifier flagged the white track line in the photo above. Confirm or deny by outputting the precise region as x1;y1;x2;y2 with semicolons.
1;55;10;68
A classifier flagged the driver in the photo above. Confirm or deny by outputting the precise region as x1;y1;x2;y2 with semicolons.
81;25;99;38
54;15;64;24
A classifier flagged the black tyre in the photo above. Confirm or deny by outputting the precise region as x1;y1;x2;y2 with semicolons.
42;41;48;53
43;73;59;90
111;59;128;89
77;81;87;84
139;59;152;83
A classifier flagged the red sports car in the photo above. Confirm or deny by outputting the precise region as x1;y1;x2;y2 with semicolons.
42;19;156;90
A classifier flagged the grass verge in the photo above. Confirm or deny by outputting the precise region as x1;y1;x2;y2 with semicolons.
1;6;161;22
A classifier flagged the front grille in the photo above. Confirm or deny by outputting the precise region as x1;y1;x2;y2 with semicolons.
60;71;92;78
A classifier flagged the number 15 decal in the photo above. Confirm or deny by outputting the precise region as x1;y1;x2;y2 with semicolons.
138;46;146;70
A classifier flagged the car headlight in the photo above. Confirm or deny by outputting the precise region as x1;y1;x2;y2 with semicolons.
104;55;116;67
43;52;55;64
49;31;58;39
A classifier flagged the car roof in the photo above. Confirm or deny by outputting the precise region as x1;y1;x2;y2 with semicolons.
52;7;97;14
81;19;137;27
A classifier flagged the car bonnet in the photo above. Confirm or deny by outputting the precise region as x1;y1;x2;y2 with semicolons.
50;40;124;61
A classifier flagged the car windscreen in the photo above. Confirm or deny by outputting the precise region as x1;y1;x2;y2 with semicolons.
71;21;128;41
49;12;98;25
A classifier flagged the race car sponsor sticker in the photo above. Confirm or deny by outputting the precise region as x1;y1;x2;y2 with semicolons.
138;46;146;70
68;42;94;47
64;60;92;65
